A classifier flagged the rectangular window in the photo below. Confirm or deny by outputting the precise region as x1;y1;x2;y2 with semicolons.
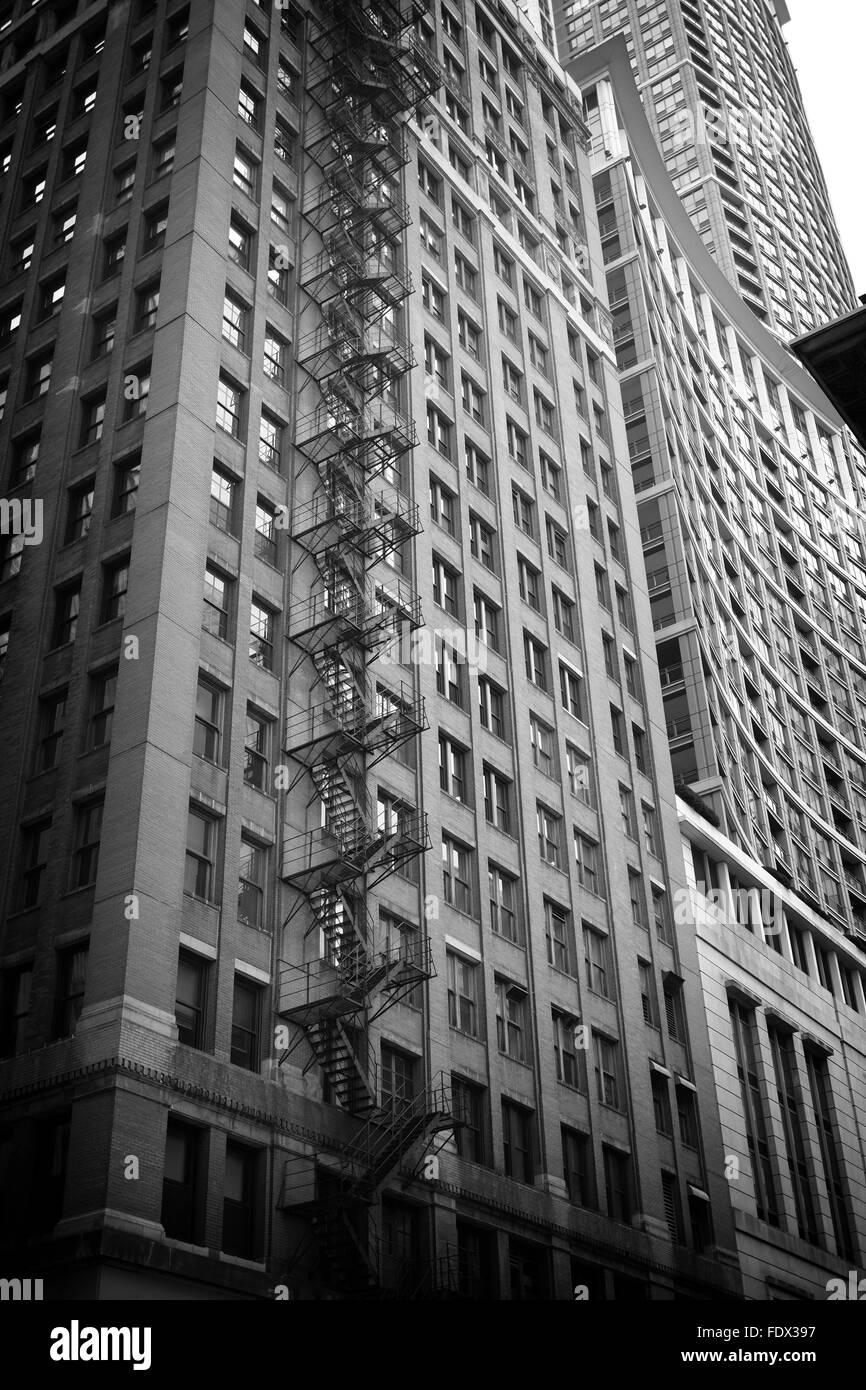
729;998;779;1225
18;819;52;909
805;1049;854;1260
501;1099;534;1183
453;1076;486;1163
594;1033;622;1109
545;899;572;972
52;582;81;648
483;765;511;833
439;732;468;802
537;804;562;868
53;942;88;1038
176;949;208;1048
65;481;94;544
442;834;473;914
193;677;222;763
524;634;547;690
496;978;528;1062
489;863;521;944
562;1127;593;1206
0;962;33;1057
231;975;262;1069
447;951;480;1037
184;806;216;901
249;599;275;671
161;1119;202;1243
474;592;499;652
478;676;504;736
222;1141;260;1260
768;1029;818;1243
243;708;270;790
530;713;555;777
100;558;129;624
559;664;583;718
216;377;242;437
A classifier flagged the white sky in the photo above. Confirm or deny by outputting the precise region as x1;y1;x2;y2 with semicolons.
783;0;866;299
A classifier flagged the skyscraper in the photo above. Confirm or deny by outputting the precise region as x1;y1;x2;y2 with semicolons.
0;0;747;1299
551;0;859;338
0;0;862;1305
571;32;866;1295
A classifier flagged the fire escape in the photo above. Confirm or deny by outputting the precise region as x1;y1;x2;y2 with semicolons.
278;0;454;1296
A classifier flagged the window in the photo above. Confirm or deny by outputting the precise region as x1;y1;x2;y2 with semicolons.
447;952;480;1037
53;943;88;1039
429;476;456;535
233;147;256;198
629;870;648;929
243;21;266;64
478;676;504;736
277;56;298;99
552;590;575;643
805;1049;854;1260
442;834;473;914
65;481;94;544
175;950;208;1048
222;1142;260;1260
115;162;136;205
652;1070;673;1134
426;405;452;458
506;421;529;471
584;924;611;998
54;205;77;246
274;116;296;166
38;276;66;320
537;804;562;868
216;376;242;437
103;229;126;279
474;592;499;651
523;633;547;689
249;599;275;671
418;158;442;206
461;375;486;426
100;558;129;624
432;555;459;615
26;351;53;401
574;834;599;893
653;887;671;943
562;1127;593;1206
80;394;106;447
452;1076;486;1163
419;212;443;260
642;803;660;856
9;432;39;489
254;498;278;566
162;1120;202;1244
72;802;102;888
534;392;555;435
267;245;290;303
439;733;468;802
512;488;534;537
664;978;686;1042
545;898;572;972
436;638;464;706
457;310;481;359
529;713;555;777
493;245;513;287
546;519;569;570
523;279;543;318
259;411;282;471
496;979;528;1063
559;664;583;718
152;135;176;178
0;962;33;1057
483;765;511;833
228;219;251;270
502;1101;534;1184
52;582;80;648
62;141;87;181
89;669;117;748
422;273;446;320
243;708;270;790
193;677;222;763
768;1029;817;1242
619;784;637;839
18;819;52;908
452;198;475;242
465;439;490;494
677;1081;700;1151
529;334;549;376
144;204;168;253
638;959;658;1026
632;725;647;774
540;453;561;500
595;1034;622;1109
263;331;286;384
454;251;477;296
728;999;778;1224
231;976;262;1069
489;864;520;944
381;1044;416;1105
238;80;260;130
424;335;450;390
553;1003;586;1087
108;455;139;519
35;691;66;772
469;514;496;571
135;282;160;334
184;805;216;900
92;307;116;360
